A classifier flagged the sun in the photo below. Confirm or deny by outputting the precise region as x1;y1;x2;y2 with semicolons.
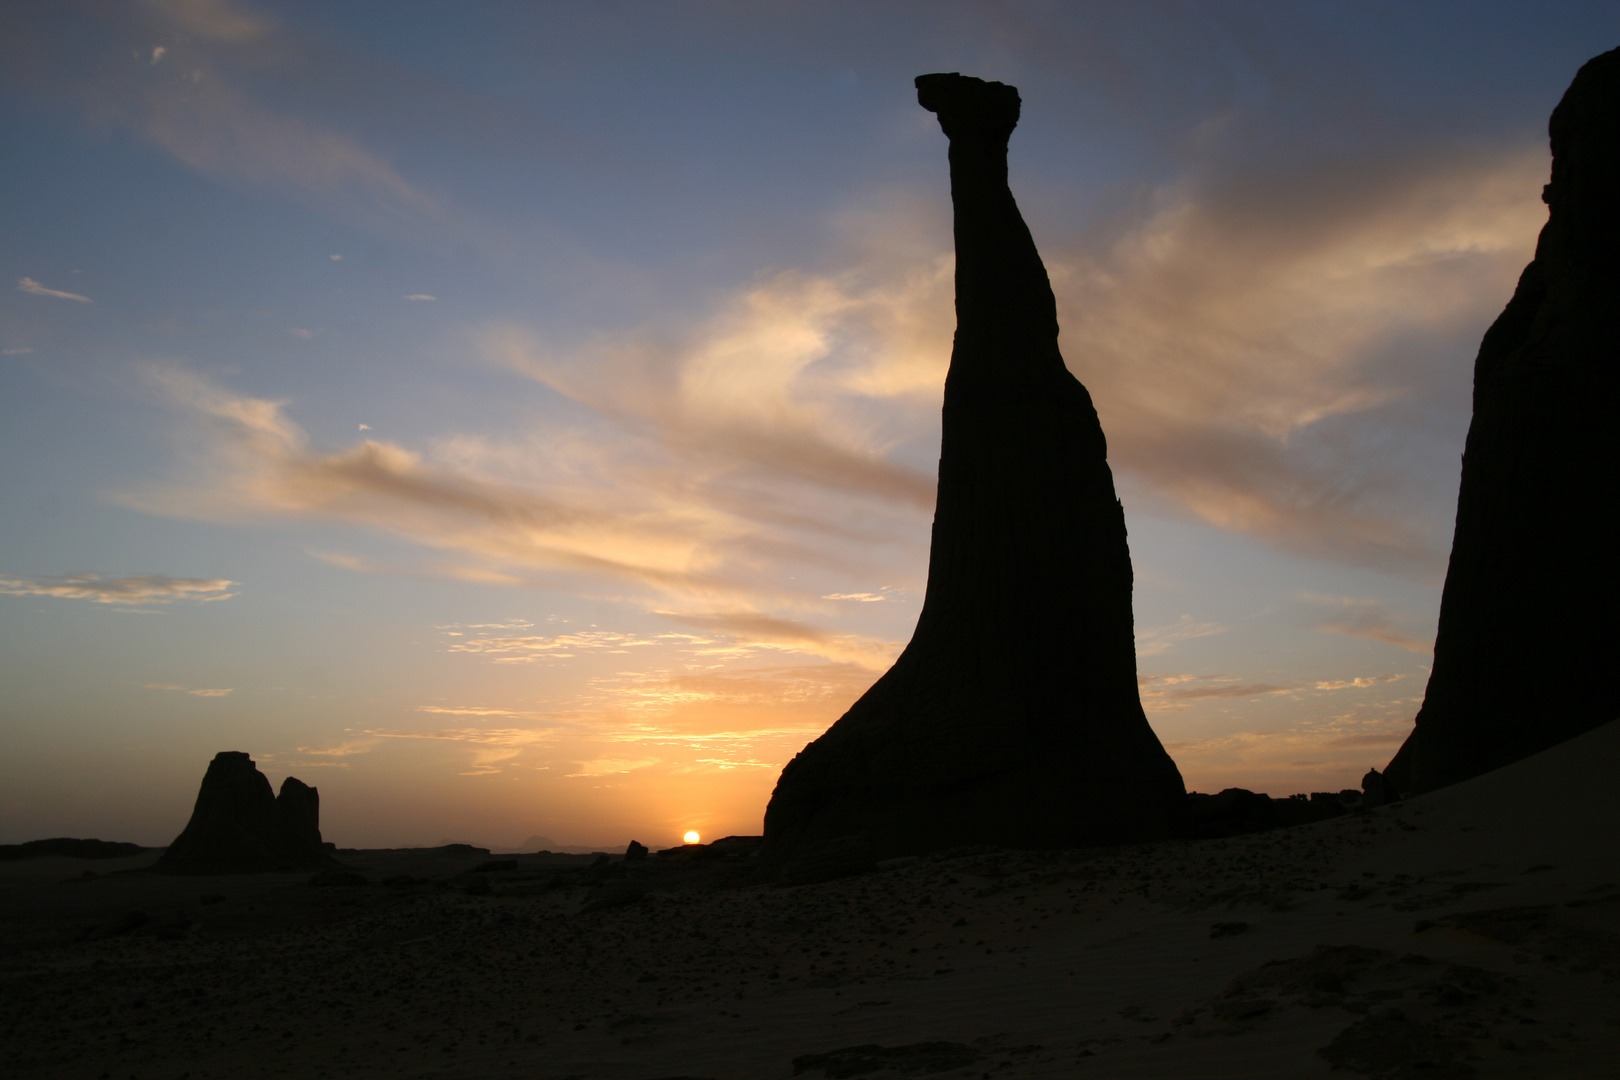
683;830;701;844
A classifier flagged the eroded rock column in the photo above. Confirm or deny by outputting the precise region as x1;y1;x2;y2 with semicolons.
762;74;1185;867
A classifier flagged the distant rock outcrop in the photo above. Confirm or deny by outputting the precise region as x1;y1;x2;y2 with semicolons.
156;752;341;873
1383;48;1620;798
761;74;1186;869
0;838;146;861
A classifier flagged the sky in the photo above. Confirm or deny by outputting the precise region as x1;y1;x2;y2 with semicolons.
3;1;1615;850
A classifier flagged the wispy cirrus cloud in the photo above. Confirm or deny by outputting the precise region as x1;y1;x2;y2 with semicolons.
1134;614;1227;657
1299;593;1433;654
1138;674;1291;711
364;724;560;776
479;252;950;512
3;0;450;241
295;738;379;757
566;757;661;778
0;572;236;605
1055;144;1546;576
653;610;900;669
122;364;760;599
18;277;92;303
442;629;660;663
144;682;234;697
1140;671;1406;712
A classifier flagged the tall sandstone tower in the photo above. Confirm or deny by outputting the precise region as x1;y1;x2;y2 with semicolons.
1383;48;1620;796
762;74;1186;867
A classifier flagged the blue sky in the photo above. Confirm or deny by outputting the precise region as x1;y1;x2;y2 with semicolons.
3;1;1615;849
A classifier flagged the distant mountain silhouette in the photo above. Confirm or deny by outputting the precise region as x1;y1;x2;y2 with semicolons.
1381;47;1620;797
762;73;1186;869
157;752;341;873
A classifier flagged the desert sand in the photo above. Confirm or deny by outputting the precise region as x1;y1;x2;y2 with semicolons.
3;721;1618;1079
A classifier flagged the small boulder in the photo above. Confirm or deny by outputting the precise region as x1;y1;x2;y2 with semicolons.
624;840;650;861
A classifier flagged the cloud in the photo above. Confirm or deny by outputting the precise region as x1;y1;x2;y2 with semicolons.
0;572;236;605
11;2;447;238
405;294;436;302
18;277;92;303
329;254;343;261
1300;593;1433;654
566;757;661;778
1135;614;1227;657
1138;674;1291;710
441;629;659;663
288;328;313;340
587;664;873;724
1139;671;1404;711
1054;144;1547;576
654;610;899;669
123;364;770;599
146;0;269;42
365;724;560;776
295;738;378;756
123;365;932;657
1313;674;1403;691
2;347;35;355
144;682;234;696
480;254;949;512
414;705;545;718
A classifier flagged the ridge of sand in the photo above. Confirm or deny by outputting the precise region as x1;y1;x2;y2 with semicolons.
3;722;1618;1078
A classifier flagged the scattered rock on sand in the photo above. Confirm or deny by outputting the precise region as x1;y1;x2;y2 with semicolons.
580;882;644;913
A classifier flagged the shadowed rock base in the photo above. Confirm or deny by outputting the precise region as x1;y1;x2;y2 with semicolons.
762;74;1185;869
1384;48;1620;797
156;751;340;873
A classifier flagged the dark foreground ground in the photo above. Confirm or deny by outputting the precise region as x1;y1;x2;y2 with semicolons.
4;722;1619;1080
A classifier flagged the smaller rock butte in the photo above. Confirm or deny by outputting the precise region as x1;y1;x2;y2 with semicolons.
156;751;340;873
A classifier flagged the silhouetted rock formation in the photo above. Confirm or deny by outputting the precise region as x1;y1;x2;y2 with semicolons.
273;776;329;867
1185;788;1361;839
1383;49;1620;798
156;751;341;873
0;838;146;861
761;74;1186;868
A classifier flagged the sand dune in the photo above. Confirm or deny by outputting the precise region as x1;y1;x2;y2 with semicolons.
4;721;1618;1078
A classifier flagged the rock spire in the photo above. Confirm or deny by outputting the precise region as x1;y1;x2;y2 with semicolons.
156;751;340;873
762;74;1185;867
1383;48;1620;797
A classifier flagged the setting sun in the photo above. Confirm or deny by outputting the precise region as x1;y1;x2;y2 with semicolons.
683;830;701;844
